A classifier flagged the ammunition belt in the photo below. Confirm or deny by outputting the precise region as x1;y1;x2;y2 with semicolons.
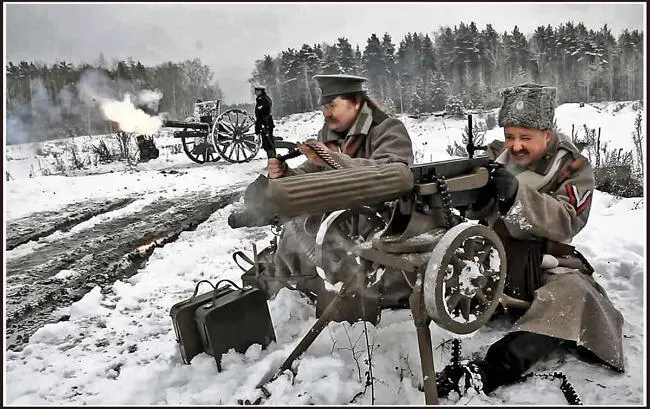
517;372;582;405
303;141;344;170
434;175;456;228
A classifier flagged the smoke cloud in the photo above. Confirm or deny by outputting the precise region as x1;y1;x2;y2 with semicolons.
76;69;118;104
6;117;30;145
100;94;163;134
5;68;166;144
136;89;163;112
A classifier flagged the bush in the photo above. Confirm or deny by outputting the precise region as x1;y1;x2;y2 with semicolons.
446;120;487;157
578;118;643;198
114;132;139;163
65;143;85;170
595;167;643;198
92;139;114;164
444;96;466;119
631;111;644;177
51;152;66;174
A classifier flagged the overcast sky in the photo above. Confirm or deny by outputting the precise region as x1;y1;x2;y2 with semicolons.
4;2;646;103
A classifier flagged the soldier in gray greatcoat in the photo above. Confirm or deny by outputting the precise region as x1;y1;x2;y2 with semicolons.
265;74;415;307
436;83;625;398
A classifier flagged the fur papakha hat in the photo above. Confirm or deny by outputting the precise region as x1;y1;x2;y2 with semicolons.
498;83;557;130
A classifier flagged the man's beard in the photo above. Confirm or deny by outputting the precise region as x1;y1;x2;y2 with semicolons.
506;149;530;174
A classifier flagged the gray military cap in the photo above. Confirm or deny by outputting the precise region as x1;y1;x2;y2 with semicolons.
498;83;557;130
254;84;266;91
313;74;368;104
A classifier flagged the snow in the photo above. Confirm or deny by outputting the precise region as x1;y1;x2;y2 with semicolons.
3;101;646;405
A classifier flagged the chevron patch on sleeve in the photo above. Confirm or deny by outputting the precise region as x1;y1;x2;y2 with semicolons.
565;184;592;215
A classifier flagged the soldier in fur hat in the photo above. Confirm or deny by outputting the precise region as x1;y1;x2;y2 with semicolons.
435;83;625;399
265;74;415;309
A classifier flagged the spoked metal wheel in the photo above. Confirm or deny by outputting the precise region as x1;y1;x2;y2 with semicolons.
181;133;220;164
211;109;260;163
314;207;388;285
423;222;507;334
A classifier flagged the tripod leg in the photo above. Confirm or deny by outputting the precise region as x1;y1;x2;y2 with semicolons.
409;273;439;405
278;273;361;372
415;325;438;404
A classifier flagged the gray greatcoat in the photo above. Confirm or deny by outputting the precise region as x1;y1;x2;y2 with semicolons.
470;131;625;371
270;101;414;306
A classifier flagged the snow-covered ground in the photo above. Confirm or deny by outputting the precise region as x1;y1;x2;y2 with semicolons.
3;101;646;405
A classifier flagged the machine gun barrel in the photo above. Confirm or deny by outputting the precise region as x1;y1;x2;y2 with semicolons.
162;120;210;131
227;210;278;229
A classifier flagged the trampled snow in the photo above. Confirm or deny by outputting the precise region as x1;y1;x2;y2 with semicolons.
3;101;646;405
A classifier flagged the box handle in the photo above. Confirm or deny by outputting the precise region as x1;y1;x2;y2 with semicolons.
232;251;255;272
210;279;245;305
214;279;244;291
191;280;217;299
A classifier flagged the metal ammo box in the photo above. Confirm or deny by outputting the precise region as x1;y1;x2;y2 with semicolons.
194;279;276;371
169;280;234;364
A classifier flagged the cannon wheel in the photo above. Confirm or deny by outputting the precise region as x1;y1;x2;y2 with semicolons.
314;207;388;284
180;133;220;164
211;109;260;163
423;222;507;335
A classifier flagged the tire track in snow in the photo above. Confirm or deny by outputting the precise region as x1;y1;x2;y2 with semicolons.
5;197;139;251
5;186;246;351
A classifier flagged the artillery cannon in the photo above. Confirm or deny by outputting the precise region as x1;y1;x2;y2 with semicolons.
226;115;514;403
161;99;296;164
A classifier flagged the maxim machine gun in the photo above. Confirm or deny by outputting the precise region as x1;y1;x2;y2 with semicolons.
228;115;512;404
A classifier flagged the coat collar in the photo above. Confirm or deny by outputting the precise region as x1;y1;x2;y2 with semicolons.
531;131;559;175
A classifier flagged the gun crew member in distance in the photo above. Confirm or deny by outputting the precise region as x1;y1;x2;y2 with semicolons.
254;84;276;159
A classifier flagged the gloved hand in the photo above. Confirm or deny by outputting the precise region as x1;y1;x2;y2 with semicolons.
491;166;519;214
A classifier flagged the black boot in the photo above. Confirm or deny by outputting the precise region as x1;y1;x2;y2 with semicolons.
436;331;563;398
479;331;564;393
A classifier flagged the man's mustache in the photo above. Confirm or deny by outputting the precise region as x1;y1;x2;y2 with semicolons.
510;148;529;156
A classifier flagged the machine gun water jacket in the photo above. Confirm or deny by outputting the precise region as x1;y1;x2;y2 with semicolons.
471;131;624;372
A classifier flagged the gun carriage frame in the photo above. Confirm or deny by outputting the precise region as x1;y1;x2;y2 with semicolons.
160;99;296;164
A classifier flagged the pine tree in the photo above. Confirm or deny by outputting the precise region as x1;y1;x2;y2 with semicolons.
362;34;386;100
337;37;356;74
381;33;397;109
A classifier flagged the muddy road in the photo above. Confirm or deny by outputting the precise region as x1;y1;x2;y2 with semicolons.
5;187;244;351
